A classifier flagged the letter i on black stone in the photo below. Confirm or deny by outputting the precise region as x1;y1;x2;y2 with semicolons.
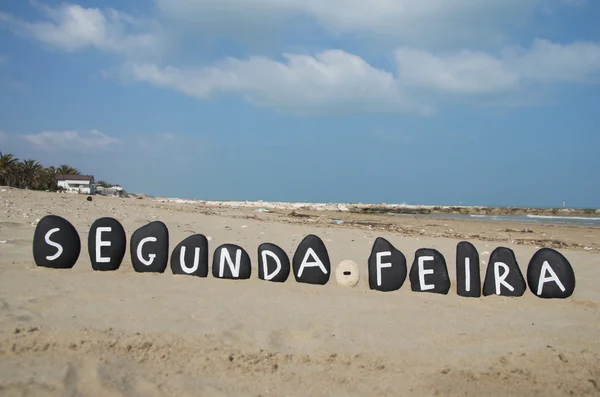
33;215;81;269
456;241;481;297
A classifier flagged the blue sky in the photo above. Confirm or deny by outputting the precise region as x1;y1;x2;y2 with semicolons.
1;0;599;208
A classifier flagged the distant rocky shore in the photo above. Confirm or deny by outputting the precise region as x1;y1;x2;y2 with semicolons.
153;198;600;217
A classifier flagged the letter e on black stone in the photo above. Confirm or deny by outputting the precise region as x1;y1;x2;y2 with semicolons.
368;237;407;292
527;248;575;299
88;217;126;271
258;243;290;283
409;248;451;294
171;234;209;277
33;215;80;269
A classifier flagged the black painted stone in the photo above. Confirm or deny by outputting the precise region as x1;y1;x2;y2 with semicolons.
130;221;169;273
32;215;81;269
292;234;331;285
482;247;526;296
526;248;575;299
88;217;126;271
171;234;209;277
409;248;451;294
367;237;407;292
456;241;481;298
212;244;251;279
258;243;290;282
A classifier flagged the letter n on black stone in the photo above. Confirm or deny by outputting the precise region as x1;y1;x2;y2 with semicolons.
456;241;481;298
88;217;126;271
171;234;209;277
33;215;80;269
368;237;407;292
409;248;450;294
258;243;290;282
526;248;575;299
292;234;331;285
130;221;169;273
212;244;251;280
482;247;526;296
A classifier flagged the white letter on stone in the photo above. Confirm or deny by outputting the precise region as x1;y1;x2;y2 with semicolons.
494;262;514;295
261;250;281;281
219;248;241;278
45;228;63;261
537;261;566;296
95;227;112;263
418;255;435;291
376;251;392;287
297;247;328;278
464;257;471;292
137;237;157;266
180;246;200;274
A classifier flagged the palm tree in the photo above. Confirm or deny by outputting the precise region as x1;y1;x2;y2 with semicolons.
0;151;20;187
56;164;81;176
20;159;43;189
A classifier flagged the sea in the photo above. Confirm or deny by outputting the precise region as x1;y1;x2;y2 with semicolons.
388;213;600;227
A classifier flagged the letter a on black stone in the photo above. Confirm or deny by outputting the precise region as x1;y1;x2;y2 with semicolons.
368;237;407;292
482;247;526;296
526;248;575;299
130;221;169;273
88;217;126;271
171;234;209;277
409;248;451;294
212;244;251;279
33;215;80;269
258;243;290;283
292;234;331;285
456;241;481;298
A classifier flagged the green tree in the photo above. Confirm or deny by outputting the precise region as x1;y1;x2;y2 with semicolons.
56;164;81;175
20;159;43;189
0;151;20;187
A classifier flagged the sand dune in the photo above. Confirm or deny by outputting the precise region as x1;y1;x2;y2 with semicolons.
1;188;599;396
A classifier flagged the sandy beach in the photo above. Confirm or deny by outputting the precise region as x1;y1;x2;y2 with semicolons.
1;187;599;396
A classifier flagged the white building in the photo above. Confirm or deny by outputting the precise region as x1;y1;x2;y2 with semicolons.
95;185;124;197
56;175;95;194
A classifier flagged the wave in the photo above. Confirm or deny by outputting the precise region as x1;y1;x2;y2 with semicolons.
526;215;600;221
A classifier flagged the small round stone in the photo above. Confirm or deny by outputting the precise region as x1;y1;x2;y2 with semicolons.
335;260;360;287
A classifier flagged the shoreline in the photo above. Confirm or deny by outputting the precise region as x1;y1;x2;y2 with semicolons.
153;196;600;217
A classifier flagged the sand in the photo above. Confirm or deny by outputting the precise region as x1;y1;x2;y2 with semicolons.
0;187;599;396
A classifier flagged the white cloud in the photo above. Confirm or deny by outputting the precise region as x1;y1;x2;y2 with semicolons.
0;3;159;55
155;0;582;47
115;38;600;113
118;50;428;114
23;130;119;151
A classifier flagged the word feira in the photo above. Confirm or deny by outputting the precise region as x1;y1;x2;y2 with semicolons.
32;215;576;299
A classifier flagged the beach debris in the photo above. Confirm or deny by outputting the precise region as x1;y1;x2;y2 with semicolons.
332;220;344;225
241;225;248;229
86;196;92;202
258;243;290;282
583;247;593;251
367;237;407;292
481;251;490;256
337;204;350;212
335;260;360;287
256;208;270;213
0;240;7;244
206;236;213;241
